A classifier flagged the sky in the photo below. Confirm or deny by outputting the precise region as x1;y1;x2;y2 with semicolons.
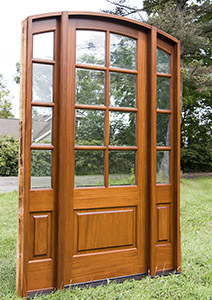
0;0;143;118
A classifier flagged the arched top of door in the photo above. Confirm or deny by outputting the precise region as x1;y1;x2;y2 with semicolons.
26;11;179;45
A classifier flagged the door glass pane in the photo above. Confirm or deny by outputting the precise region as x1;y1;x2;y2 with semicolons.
32;63;53;102
33;32;54;60
76;30;105;66
157;77;170;109
75;109;105;146
110;33;136;70
76;69;105;105
157;114;170;146
32;107;52;145
156;151;170;183
109;111;136;146
157;48;170;74
31;150;52;189
110;72;136;107
75;151;104;187
109;151;136;186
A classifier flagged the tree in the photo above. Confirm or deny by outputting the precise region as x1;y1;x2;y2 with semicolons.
0;74;14;118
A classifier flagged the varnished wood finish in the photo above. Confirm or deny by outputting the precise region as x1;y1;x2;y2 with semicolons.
17;12;181;297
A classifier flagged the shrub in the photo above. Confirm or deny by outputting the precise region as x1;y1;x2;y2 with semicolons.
0;135;19;176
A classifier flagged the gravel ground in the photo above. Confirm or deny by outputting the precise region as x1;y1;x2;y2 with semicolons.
0;177;19;193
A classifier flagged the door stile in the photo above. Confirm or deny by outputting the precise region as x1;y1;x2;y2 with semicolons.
148;27;157;276
57;11;70;288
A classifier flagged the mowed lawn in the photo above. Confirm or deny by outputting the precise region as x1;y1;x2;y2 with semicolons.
0;177;212;299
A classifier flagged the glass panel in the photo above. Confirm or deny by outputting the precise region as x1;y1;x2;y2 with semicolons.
157;48;170;73
75;151;104;187
32;107;52;145
32;63;53;102
157;114;170;146
33;32;54;60
110;72;136;107
110;33;136;70
157;77;170;109
31;150;52;189
76;30;105;66
109;151;136;186
109;111;136;146
75;109;105;146
156;151;170;183
76;69;105;105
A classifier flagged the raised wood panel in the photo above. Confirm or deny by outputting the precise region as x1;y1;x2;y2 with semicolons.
27;259;53;291
29;190;54;212
29;212;51;259
155;244;173;271
71;249;144;284
76;208;135;252
157;205;169;242
156;185;172;204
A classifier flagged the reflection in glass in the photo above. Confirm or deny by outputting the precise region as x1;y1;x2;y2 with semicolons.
32;107;52;144
76;30;105;65
110;34;136;70
109;111;136;146
32;63;53;102
156;151;170;183
109;151;136;186
33;32;54;60
157;114;170;146
75;151;104;187
110;72;136;107
31;150;52;189
157;77;170;109
157;48;170;74
76;69;105;105
75;109;105;146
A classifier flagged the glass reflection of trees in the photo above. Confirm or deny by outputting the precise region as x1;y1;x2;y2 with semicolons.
32;63;53;102
157;114;170;146
157;48;170;74
156;151;170;183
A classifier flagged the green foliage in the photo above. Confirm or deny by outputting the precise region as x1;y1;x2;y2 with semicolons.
0;74;14;118
31;150;52;177
0;135;18;176
1;178;212;299
14;62;20;84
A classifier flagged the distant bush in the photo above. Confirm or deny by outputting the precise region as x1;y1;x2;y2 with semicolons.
0;135;19;176
181;143;212;172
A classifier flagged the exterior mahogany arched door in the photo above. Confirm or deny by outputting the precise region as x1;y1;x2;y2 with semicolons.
17;12;181;297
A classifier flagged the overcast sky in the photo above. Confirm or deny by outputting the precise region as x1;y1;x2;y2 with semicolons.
1;0;143;118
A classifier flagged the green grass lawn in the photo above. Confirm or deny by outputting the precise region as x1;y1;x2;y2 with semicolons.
0;177;212;299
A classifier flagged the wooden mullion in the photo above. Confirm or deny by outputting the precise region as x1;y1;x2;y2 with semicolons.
74;146;106;150
109;106;138;112
108;146;137;151
156;146;171;151
75;104;106;110
32;58;56;65
109;67;137;74
31;144;54;150
157;73;171;78
75;63;107;71
104;30;110;188
156;109;171;114
31;102;55;107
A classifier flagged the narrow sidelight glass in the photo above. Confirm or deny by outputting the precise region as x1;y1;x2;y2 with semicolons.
156;151;170;183
31;150;52;189
75;109;105;146
157;77;170;110
76;30;105;66
32;107;53;145
75;150;104;187
110;33;136;70
33;32;54;60
157;114;170;146
157;48;170;74
110;72;136;107
32;63;53;102
75;69;105;105
109;151;136;186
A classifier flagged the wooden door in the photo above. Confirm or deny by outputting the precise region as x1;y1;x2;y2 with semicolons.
62;18;147;285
